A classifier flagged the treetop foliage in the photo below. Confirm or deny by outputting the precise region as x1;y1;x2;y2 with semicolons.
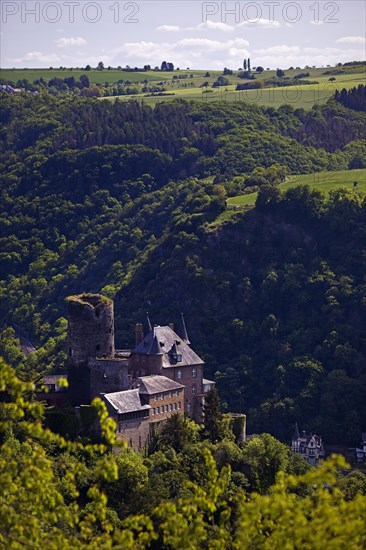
1;359;366;548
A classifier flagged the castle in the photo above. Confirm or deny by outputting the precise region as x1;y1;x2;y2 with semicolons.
66;293;215;450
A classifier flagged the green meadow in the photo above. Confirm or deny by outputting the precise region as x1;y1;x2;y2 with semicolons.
227;169;366;208
2;64;364;110
107;70;365;109
0;68;163;84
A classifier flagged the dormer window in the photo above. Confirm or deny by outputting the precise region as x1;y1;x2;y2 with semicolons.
172;353;182;362
192;368;197;378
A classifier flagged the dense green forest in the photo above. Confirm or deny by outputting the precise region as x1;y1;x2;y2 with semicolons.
1;90;366;446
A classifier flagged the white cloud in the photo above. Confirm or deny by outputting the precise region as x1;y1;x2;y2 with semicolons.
157;21;235;33
11;51;61;64
238;19;280;28
336;36;366;44
254;45;300;55
303;47;340;54
112;38;250;70
251;45;366;70
110;36;366;70
177;38;249;50
56;37;87;48
156;25;181;32
156;19;279;34
196;21;235;32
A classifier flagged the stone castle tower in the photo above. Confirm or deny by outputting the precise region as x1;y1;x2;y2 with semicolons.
67;294;127;405
67;293;115;365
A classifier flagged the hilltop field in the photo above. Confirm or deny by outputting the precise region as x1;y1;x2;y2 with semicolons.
1;63;365;109
227;168;366;207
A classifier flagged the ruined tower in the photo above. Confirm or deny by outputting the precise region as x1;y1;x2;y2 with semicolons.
67;293;115;365
67;293;118;405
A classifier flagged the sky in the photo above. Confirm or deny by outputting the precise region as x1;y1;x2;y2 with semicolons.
1;0;365;69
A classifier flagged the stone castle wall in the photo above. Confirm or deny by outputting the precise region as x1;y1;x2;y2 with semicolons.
89;358;129;399
116;418;151;452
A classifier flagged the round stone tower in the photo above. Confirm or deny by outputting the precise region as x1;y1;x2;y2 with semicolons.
67;293;115;367
67;293;115;405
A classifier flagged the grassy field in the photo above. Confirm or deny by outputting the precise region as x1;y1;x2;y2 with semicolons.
106;70;365;109
2;64;364;110
227;169;366;207
0;68;163;84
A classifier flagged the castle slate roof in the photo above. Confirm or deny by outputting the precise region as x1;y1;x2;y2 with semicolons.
132;375;185;395
176;313;190;344
143;313;152;336
293;422;300;440
12;327;36;357
132;326;204;367
103;389;150;414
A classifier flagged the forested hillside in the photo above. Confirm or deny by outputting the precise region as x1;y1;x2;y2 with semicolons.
1;92;365;444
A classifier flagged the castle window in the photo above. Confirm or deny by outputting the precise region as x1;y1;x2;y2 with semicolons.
160;393;164;400
154;395;157;401
192;368;197;378
175;390;178;396
169;391;172;398
192;384;197;395
174;403;177;410
170;404;173;411
178;402;181;410
177;370;182;379
152;408;155;416
165;405;168;412
187;403;191;413
157;407;160;414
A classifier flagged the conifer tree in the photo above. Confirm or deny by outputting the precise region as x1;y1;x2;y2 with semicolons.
203;387;225;442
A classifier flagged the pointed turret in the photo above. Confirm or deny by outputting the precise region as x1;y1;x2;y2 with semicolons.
176;313;190;345
143;312;152;336
293;422;300;440
150;331;163;355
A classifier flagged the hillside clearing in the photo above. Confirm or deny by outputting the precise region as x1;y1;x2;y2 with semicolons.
227;169;366;208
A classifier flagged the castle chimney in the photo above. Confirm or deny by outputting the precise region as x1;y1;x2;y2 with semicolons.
169;323;174;331
135;323;143;346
